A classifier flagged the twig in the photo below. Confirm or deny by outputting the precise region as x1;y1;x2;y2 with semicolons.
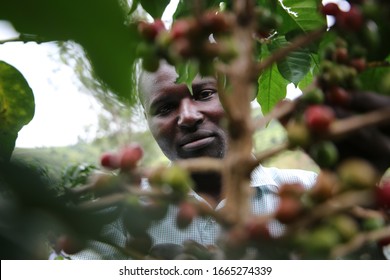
330;225;390;259
253;141;290;165
328;107;390;138
174;157;223;173
287;190;375;234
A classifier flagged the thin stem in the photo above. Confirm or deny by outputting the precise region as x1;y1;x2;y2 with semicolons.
330;225;390;259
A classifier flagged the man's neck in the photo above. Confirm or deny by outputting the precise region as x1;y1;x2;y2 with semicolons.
190;171;222;207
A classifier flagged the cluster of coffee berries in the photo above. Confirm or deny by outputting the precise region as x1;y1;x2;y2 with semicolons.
274;160;389;258
321;0;390;61
136;10;237;74
100;143;144;171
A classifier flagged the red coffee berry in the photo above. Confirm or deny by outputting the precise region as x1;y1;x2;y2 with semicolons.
200;11;231;34
321;2;341;16
349;57;366;72
334;47;349;63
120;144;144;170
171;19;199;39
278;183;306;199
245;219;270;241
275;197;303;224
100;152;120;169
336;6;364;32
326;86;351;106
304;105;335;132
376;180;390;209
56;235;85;255
137;19;165;41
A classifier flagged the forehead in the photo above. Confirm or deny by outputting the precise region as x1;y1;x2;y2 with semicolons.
139;63;215;109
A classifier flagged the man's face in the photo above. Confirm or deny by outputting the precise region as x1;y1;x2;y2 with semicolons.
139;63;228;161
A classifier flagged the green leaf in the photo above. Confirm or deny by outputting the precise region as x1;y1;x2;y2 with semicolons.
257;46;289;115
0;61;35;161
0;0;140;103
139;0;170;19
276;0;326;35
174;0;229;19
358;56;390;95
175;61;199;95
128;0;140;15
270;36;312;85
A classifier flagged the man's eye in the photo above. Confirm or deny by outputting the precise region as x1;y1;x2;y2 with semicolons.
156;104;175;115
196;90;215;100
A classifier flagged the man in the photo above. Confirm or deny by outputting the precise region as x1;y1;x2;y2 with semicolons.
68;60;390;259
65;61;316;259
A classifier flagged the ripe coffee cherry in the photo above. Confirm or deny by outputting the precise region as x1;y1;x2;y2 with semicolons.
119;144;144;170
171;18;199;40
56;234;85;255
275;197;303;224
326;86;351;106
304;105;335;133
321;2;341;16
376;180;390;209
334;47;349;63
336;6;364;32
278;183;305;199
100;152;120;169
200;10;231;34
176;201;198;229
245;219;270;241
349;57;366;72
138;19;165;41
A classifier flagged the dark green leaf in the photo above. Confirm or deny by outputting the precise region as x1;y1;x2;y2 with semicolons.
0;61;35;161
276;0;325;35
358;56;390;95
128;0;140;15
270;36;311;85
139;0;170;19
0;0;139;103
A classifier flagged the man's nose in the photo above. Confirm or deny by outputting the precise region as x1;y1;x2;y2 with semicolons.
177;99;203;129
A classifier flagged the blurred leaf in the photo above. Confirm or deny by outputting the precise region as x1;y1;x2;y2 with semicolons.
0;0;140;102
276;0;325;35
358;57;390;95
139;0;170;19
0;61;35;161
173;0;230;19
270;36;311;86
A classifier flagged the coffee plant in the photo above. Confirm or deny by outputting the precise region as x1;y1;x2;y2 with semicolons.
1;0;390;260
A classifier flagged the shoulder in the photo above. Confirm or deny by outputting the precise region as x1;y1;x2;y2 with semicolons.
252;165;317;190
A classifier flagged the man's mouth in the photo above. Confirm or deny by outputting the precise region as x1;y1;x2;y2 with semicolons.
181;136;215;152
178;132;216;152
